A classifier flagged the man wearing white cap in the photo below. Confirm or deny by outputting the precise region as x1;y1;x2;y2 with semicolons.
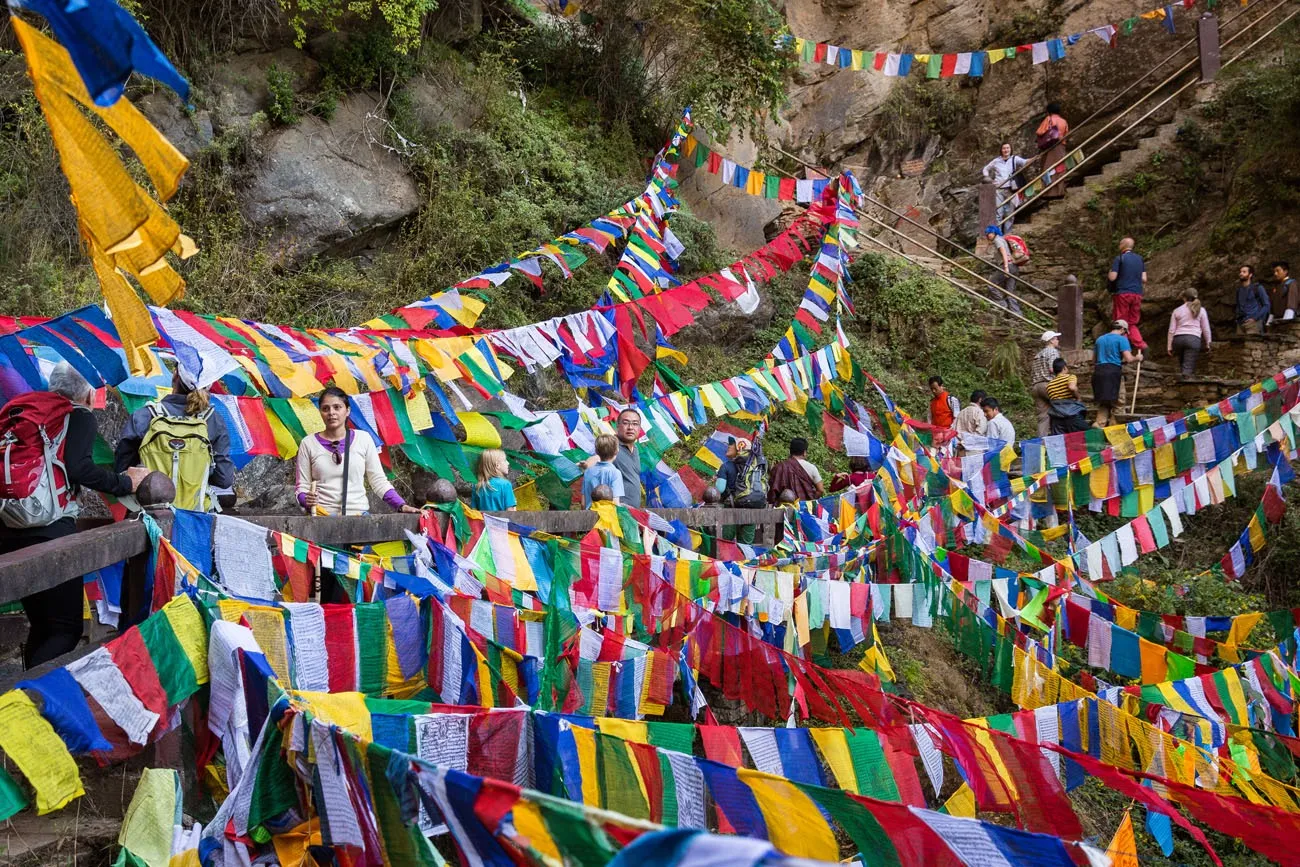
1030;330;1062;437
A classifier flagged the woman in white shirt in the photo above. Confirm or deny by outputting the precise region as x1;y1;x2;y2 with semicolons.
296;387;419;516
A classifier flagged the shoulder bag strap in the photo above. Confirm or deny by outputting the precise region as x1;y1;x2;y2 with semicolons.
339;430;351;517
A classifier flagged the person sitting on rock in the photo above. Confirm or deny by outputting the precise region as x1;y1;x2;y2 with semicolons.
1045;358;1089;434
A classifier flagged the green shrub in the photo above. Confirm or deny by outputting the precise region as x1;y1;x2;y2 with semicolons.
265;63;301;125
878;80;976;150
278;0;438;52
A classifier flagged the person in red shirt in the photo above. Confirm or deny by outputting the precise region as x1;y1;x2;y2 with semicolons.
927;376;960;429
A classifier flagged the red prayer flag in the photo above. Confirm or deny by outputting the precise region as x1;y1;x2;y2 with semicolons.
323;603;358;692
107;627;170;740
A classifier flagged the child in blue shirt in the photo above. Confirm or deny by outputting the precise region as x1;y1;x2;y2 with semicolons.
470;448;517;512
582;434;626;507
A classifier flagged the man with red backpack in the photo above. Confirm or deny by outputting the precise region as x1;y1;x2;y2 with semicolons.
984;225;1024;316
0;363;149;668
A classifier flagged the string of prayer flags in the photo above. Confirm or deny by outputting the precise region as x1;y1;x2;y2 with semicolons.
790;0;1215;78
11;15;196;375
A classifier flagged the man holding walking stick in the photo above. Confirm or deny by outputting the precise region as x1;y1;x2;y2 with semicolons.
1092;319;1143;428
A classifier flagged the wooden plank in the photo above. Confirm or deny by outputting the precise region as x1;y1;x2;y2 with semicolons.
0;522;147;606
0;637;107;693
0;506;786;611
244;513;422;545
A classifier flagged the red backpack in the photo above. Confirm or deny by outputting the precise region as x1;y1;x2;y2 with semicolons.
0;392;80;529
1004;234;1031;265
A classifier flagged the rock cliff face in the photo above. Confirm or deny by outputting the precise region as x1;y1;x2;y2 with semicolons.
239;91;422;262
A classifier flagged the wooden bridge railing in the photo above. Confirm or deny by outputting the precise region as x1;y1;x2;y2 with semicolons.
0;476;787;688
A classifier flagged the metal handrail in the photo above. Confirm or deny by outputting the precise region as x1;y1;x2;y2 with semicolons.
766;143;1055;301
1072;0;1268;134
855;230;1047;331
1005;1;1300;221
854;207;1054;323
1004;0;1294;222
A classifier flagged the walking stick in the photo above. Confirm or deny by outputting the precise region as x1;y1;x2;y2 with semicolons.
1129;358;1143;416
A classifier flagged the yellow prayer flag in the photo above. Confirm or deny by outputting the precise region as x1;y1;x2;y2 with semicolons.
1104;424;1137;458
570;725;601;806
1227;612;1263;648
244;606;291;684
591;500;623;538
808;728;859;793
217;599;251;622
289;398;326;437
265;408;301;459
738;769;839;860
14;17;193;296
460;411;503;448
508;801;563;863
514;479;544;512
295;691;373;741
1106;811;1140;867
162;595;209;685
0;690;84;813
404;390;435;432
943;782;976;817
168;851;202;867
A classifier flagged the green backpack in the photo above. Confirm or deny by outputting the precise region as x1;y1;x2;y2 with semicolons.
137;404;216;511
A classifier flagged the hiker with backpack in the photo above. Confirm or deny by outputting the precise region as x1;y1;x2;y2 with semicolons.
767;437;824;505
1036;103;1070;200
115;366;235;513
0;363;151;669
984;225;1025;315
295;387;419;517
715;436;767;544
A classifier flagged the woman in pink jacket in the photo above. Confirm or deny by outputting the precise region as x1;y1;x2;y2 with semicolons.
1167;288;1212;379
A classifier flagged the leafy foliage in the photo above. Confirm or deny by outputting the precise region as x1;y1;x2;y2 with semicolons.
512;0;793;143
278;0;439;52
878;80;976;150
265;63;302;125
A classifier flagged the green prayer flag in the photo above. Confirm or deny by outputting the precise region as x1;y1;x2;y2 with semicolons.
138;614;199;706
356;601;389;696
845;728;901;802
1165;650;1196;681
646;721;695;754
764;174;781;199
371;744;442;866
536;793;619;864
796;784;903;867
0;766;28;822
926;53;942;78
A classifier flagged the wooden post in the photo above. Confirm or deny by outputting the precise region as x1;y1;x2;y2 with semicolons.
1198;12;1220;82
1058;274;1083;350
977;183;998;255
120;472;176;630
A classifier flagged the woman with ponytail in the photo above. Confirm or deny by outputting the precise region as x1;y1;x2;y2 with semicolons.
1167;288;1213;379
115;366;235;510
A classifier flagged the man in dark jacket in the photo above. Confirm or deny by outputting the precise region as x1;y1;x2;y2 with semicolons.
0;363;149;668
1236;265;1270;335
767;438;824;505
